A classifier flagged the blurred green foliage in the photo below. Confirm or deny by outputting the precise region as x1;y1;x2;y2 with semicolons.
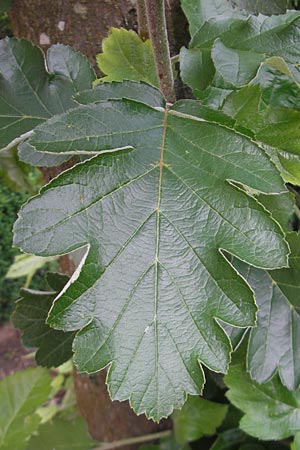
0;181;57;322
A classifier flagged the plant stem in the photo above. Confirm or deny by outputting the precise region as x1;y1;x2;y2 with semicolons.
93;430;172;450
136;0;149;41
145;0;176;103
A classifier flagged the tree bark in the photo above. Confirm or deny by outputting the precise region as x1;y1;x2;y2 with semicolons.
9;0;138;69
8;0;187;443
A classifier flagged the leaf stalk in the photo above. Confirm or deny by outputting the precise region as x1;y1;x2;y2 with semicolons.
144;0;176;103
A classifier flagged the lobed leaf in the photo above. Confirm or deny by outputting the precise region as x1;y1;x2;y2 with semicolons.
96;28;158;87
13;89;289;420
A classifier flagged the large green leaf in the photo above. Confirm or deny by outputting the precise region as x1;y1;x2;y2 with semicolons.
0;367;51;450
26;416;94;450
13;89;289;420
233;233;300;391
173;396;228;443
12;272;75;368
225;345;300;440
96;28;158;87
0;38;95;165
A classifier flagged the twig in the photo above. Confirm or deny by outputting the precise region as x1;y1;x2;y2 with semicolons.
93;430;172;450
136;0;149;41
145;0;175;103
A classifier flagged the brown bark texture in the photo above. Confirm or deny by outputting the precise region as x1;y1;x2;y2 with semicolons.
8;0;187;442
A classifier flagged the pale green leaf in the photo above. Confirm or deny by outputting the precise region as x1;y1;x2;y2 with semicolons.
96;28;158;87
225;345;300;440
13;91;289;420
292;433;300;450
173;396;228;443
26;416;94;450
0;367;51;450
5;254;57;279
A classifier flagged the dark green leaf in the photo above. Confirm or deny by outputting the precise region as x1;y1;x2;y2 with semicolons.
0;0;12;13
181;5;300;93
13;92;288;420
210;429;247;450
0;38;95;165
0;367;51;450
173;396;228;443
76;80;165;108
12;273;75;368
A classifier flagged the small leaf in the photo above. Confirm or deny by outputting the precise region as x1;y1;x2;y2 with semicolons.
0;367;51;450
173;396;228;444
13;91;289;420
0;147;34;193
26;416;94;450
225;345;300;440
12;273;75;368
96;28;158;87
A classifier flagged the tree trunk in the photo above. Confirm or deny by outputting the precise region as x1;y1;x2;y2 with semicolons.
9;0;187;443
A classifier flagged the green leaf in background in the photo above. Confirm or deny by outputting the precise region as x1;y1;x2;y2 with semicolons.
231;0;289;15
180;0;244;36
0;38;95;166
96;28;158;87
180;2;300;94
0;0;12;14
257;191;294;233
225;345;300;440
12;272;76;368
141;437;184;450
233;233;300;391
0;147;34;193
292;433;300;450
173;396;228;443
26;416;94;450
210;428;247;450
0;367;51;450
6;254;57;280
12;85;289;420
